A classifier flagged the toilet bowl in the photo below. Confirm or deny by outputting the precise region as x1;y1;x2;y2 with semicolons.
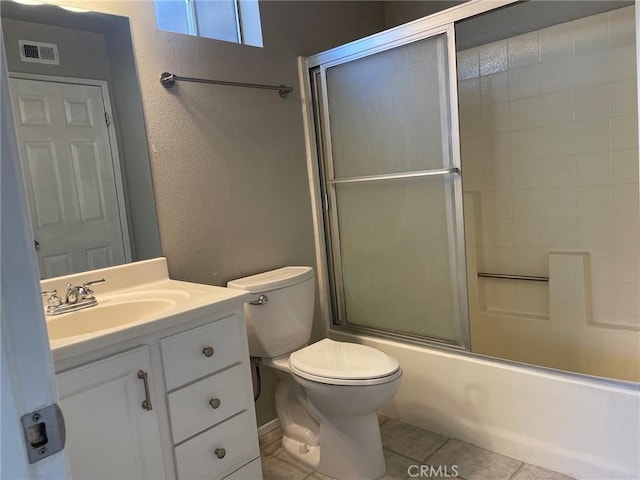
228;267;402;480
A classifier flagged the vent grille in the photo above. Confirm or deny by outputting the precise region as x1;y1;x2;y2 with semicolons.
18;40;59;65
22;44;39;59
38;46;56;61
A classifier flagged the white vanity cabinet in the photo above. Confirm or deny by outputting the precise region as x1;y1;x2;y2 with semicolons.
160;314;260;479
54;308;262;480
56;346;165;479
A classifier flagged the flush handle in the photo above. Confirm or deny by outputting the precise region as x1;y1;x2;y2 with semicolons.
202;346;215;357
249;294;268;306
214;448;226;459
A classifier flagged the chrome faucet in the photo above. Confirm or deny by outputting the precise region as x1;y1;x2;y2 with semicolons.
42;279;106;316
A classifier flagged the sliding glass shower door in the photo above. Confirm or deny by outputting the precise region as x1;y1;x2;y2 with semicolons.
313;24;469;347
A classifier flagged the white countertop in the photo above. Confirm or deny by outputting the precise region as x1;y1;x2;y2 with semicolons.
41;258;251;363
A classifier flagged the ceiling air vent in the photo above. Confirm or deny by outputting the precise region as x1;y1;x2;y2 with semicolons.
18;40;60;65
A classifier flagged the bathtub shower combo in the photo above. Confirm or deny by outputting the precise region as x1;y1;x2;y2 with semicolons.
300;2;639;477
304;1;639;383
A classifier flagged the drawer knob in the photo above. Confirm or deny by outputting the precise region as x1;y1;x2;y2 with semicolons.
209;398;221;409
214;448;226;459
202;346;215;357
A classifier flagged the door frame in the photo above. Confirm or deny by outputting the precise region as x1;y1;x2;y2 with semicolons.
9;72;133;266
1;32;71;477
298;0;518;346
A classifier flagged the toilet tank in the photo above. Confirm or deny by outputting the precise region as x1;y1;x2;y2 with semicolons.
227;267;315;358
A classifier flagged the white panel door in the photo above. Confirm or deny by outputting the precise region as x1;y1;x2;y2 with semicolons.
9;78;128;278
56;347;165;479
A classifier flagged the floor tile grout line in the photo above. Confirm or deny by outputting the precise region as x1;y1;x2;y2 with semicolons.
382;446;436;466
263;449;311;479
268;446;315;475
380;419;451;464
382;445;433;464
260;432;283;448
259;441;280;454
421;437;451;463
262;418;571;480
428;436;525;467
260;441;279;453
508;462;525;480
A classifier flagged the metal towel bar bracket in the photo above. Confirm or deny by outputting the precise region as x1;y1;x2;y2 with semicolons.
159;72;293;98
477;272;549;282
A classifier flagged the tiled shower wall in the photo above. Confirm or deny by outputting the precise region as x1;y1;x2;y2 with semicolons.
458;6;639;329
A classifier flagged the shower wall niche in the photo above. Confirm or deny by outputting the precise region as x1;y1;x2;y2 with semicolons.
458;5;640;381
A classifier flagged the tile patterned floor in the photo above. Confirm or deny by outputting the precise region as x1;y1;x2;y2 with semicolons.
259;416;576;480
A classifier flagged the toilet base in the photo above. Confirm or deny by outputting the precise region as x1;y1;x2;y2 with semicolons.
320;412;386;479
281;412;386;479
282;435;320;467
266;358;400;480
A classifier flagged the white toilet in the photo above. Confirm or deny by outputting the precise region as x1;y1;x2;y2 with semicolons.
228;266;402;480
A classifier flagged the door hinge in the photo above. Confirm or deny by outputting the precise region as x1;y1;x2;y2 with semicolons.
104;112;110;126
21;404;66;464
324;193;330;211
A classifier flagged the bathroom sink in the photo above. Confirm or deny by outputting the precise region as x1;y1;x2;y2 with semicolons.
41;258;253;359
46;299;176;340
99;289;191;304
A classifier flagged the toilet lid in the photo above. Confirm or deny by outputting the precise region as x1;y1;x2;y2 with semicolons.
289;339;400;385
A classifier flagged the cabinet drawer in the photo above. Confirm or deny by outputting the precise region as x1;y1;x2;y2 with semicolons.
161;315;243;390
174;411;259;480
168;364;249;444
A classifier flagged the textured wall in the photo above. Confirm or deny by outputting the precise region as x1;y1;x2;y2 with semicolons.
39;0;385;425
2;18;110;78
383;1;462;29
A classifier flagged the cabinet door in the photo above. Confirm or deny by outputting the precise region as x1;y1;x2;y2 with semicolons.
56;347;165;479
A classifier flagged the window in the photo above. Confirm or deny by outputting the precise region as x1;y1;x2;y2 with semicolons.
154;0;263;47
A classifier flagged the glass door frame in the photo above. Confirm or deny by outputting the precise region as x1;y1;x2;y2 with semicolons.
299;0;518;352
309;22;471;349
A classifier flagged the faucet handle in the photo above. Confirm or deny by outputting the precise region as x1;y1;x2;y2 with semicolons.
42;289;62;307
82;278;106;295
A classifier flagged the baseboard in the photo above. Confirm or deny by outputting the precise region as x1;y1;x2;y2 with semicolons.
257;417;281;438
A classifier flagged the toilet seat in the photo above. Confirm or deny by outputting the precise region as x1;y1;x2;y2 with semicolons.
289;339;401;386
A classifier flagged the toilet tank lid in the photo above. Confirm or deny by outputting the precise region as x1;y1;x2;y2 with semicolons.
227;266;314;293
